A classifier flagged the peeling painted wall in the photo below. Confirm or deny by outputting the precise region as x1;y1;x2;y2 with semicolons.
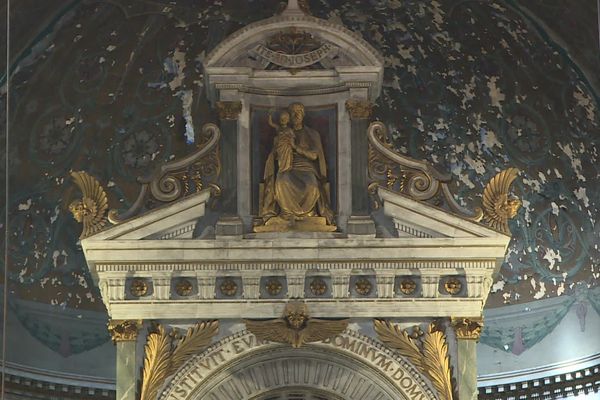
1;0;598;373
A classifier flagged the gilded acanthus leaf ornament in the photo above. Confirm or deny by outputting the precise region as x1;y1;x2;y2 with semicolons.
482;167;521;234
69;171;109;239
245;303;348;348
374;319;454;400
140;321;218;400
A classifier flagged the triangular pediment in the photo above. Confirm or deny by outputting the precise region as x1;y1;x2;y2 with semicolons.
83;186;507;243
86;190;211;241
377;187;509;239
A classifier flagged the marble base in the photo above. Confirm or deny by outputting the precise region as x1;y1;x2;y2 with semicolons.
215;216;244;237
346;215;376;236
253;216;337;233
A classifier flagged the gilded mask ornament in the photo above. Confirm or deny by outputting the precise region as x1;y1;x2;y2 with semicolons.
254;102;336;232
244;303;348;348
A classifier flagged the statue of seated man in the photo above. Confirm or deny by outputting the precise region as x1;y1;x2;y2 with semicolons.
256;102;336;232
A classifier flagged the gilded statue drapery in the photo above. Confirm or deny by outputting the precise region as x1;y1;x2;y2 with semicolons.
255;103;336;232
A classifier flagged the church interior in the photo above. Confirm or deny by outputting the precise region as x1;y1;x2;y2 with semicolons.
1;0;599;399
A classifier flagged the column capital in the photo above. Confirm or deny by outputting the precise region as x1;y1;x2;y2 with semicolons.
451;317;483;340
345;98;373;120
216;101;242;120
107;319;143;343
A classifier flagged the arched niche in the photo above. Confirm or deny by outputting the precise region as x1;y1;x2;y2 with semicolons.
160;330;438;400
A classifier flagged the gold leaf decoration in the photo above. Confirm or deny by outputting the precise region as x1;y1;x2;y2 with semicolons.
245;302;348;348
422;324;453;400
482;167;521;234
374;319;454;400
69;171;109;238
168;321;219;376
373;319;423;371
140;321;219;400
140;325;173;400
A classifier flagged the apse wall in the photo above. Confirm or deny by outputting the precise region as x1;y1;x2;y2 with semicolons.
2;0;599;393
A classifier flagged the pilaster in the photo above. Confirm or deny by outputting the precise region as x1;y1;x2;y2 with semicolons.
451;317;483;400
216;101;242;214
345;98;376;235
107;320;143;400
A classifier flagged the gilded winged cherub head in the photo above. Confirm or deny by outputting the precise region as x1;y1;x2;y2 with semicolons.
482;168;521;234
69;197;97;223
286;309;309;330
69;171;109;238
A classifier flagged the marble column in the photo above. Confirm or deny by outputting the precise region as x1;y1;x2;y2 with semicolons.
345;99;376;235
451;317;483;400
108;319;143;400
215;101;244;236
216;101;242;215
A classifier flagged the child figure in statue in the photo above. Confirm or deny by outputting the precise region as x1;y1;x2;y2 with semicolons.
268;111;295;173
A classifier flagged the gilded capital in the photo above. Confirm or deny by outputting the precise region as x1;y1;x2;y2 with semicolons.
451;317;483;340
216;101;242;120
107;319;143;343
345;98;373;120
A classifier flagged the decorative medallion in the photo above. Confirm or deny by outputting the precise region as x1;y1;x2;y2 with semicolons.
107;319;142;343
140;321;219;400
220;278;238;297
265;278;283;296
399;278;417;295
451;317;484;341
69;171;110;239
175;279;193;297
444;277;462;295
244;302;348;348
309;278;328;296
130;279;148;297
354;278;372;296
216;101;242;120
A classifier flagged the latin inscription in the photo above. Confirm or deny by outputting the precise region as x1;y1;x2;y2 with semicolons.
252;43;333;68
166;333;430;400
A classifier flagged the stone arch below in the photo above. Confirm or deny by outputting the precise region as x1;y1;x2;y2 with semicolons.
160;330;438;400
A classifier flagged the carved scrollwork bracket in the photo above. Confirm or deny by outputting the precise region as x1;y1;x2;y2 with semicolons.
108;123;222;223
367;121;482;220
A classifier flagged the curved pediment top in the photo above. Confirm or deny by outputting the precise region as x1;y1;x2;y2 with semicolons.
204;2;384;70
